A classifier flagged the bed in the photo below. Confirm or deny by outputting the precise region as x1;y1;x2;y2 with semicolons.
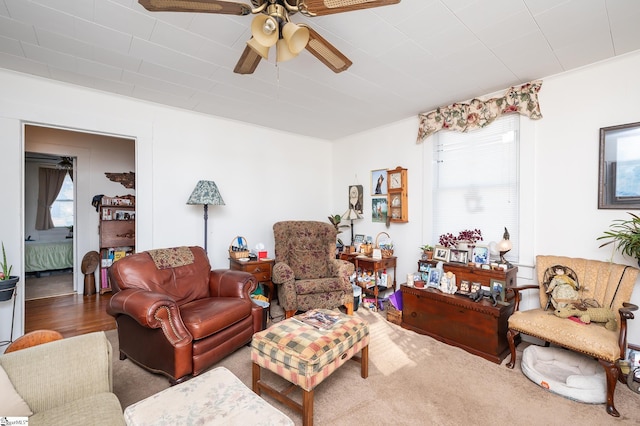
25;240;73;274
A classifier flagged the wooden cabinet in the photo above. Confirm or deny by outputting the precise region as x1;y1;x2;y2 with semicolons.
386;166;408;223
401;285;516;363
99;197;135;294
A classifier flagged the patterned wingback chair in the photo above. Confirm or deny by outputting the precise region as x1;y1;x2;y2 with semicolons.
506;255;639;417
272;221;355;318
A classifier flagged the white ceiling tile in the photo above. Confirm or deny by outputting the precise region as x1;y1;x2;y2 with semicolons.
0;34;24;56
94;0;156;40
0;15;37;43
0;0;639;140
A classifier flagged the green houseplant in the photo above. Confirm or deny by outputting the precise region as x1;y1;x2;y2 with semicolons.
0;241;19;302
598;212;640;265
420;244;434;260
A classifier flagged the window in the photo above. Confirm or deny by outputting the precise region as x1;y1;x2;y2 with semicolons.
51;173;74;227
433;115;519;263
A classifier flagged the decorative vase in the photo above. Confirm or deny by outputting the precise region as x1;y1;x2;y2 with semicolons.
0;276;18;302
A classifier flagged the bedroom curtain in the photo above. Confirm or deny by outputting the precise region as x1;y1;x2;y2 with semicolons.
35;168;67;230
416;80;543;143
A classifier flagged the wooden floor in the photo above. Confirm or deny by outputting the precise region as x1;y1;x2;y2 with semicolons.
25;293;116;338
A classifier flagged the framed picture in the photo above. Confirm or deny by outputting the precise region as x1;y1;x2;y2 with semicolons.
427;268;442;288
470;282;481;293
371;169;387;195
354;234;365;244
490;279;506;302
472;245;490;265
371;197;388;223
598;121;640;209
459;280;470;294
348;185;364;214
449;249;468;264
433;246;450;262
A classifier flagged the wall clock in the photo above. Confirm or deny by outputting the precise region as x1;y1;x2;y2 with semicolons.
386;166;408;223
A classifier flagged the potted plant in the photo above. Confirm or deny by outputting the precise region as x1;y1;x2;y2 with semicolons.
0;242;19;302
598;212;640;266
420;245;434;260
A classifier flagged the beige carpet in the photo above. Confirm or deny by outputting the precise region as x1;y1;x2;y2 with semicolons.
107;306;640;426
25;271;75;300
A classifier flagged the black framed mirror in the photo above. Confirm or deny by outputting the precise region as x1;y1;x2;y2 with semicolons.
598;122;640;209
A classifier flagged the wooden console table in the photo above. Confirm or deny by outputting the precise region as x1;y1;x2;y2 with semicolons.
401;284;516;363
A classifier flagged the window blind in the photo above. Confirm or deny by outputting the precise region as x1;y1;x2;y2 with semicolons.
433;114;519;263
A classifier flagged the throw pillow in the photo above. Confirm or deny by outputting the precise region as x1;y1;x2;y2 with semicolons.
0;364;33;416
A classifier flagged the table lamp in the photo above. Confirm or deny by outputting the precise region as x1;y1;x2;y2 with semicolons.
497;227;513;268
341;207;363;245
187;180;225;253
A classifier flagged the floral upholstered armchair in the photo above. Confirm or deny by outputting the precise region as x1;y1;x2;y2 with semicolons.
273;221;355;318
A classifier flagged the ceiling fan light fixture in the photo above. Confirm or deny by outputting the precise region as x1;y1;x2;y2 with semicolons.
282;22;309;54
251;15;279;47
276;38;298;63
247;37;270;59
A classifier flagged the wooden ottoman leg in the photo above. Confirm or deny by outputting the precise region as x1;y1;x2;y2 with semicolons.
361;345;369;378
302;388;314;426
252;362;261;395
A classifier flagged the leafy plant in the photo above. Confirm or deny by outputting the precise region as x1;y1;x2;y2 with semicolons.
420;245;434;252
1;242;12;280
328;214;350;232
598;213;640;260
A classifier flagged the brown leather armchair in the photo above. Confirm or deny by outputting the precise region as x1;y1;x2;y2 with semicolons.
107;246;263;384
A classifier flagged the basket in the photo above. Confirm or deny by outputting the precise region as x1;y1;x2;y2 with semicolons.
228;236;250;259
376;232;394;258
386;304;402;325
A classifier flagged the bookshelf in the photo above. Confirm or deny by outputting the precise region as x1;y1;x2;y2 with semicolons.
99;196;135;294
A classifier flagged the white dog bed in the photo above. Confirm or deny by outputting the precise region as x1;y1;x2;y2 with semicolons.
521;345;606;404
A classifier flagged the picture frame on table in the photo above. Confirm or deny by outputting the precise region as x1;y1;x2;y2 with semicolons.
433;246;450;262
427;268;442;288
458;280;470;294
354;234;365;244
472;245;490;265
371;169;388;196
490;279;506;302
470;282;481;293
449;249;468;264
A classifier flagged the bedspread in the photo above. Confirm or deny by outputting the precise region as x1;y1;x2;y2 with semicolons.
25;240;73;273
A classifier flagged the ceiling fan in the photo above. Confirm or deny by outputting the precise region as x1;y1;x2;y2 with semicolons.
139;0;401;74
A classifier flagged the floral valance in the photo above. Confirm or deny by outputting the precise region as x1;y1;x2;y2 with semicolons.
416;80;543;143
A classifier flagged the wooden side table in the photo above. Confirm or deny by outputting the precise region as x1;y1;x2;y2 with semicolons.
341;253;397;307
229;258;275;316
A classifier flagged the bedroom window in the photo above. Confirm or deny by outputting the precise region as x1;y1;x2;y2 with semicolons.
432;114;520;263
51;173;74;227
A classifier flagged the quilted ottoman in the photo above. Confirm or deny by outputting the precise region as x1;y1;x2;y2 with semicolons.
251;309;370;426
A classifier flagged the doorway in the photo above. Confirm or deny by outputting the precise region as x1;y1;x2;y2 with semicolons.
23;125;135;306
24;152;75;300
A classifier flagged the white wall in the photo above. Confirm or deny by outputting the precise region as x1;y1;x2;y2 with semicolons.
333;50;640;345
2;49;640;345
0;69;332;341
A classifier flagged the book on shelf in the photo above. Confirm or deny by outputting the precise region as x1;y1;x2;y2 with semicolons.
293;310;341;330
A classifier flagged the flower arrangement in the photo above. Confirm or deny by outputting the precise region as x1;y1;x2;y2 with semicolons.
438;229;483;248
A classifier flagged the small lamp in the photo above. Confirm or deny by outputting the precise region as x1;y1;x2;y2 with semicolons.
497;227;513;268
341;207;363;245
187;180;225;253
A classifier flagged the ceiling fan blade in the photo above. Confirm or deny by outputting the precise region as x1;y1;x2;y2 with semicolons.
138;0;251;15
301;0;400;16
234;45;262;74
303;26;352;73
